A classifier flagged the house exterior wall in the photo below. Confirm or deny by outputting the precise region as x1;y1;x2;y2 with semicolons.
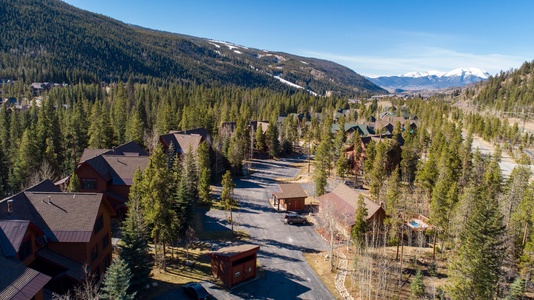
75;164;107;193
280;197;305;211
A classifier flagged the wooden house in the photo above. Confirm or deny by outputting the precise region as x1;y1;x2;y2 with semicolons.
0;180;116;294
317;183;386;238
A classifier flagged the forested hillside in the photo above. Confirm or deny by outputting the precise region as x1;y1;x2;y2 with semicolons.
473;60;534;111
0;0;385;96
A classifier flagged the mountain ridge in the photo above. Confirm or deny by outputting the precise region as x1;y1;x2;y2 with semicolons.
0;0;386;96
368;68;490;91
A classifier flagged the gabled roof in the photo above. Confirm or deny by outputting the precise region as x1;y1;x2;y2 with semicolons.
0;220;30;257
80;153;149;186
102;156;149;185
317;183;384;226
0;186;107;243
0;256;51;300
273;184;308;199
79;141;148;163
160;128;211;155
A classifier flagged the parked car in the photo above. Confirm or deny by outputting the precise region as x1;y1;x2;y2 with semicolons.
284;212;307;225
182;282;211;300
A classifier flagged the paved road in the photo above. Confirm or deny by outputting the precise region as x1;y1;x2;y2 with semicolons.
203;159;334;300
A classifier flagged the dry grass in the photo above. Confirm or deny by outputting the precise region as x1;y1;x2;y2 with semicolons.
304;245;449;300
143;242;212;299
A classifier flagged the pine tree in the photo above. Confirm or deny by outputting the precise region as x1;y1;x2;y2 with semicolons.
335;148;349;179
221;170;237;232
351;195;368;248
125;109;145;147
265;121;279;158
68;173;80;192
410;269;425;299
197;142;211;205
254;123;265;152
448;168;505;299
100;256;135;300
120;169;152;295
141;145;178;269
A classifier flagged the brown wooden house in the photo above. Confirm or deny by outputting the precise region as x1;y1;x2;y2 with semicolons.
210;244;260;288
317;182;386;238
0;180;116;294
272;184;308;211
73;141;149;216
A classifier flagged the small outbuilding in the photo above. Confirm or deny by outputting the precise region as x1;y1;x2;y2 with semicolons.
272;183;308;211
210;244;260;289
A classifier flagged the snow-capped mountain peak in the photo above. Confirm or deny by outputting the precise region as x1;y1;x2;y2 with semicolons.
401;70;445;78
368;67;491;91
443;68;490;79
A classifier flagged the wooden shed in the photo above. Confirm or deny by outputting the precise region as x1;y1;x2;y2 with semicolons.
272;183;307;211
209;244;260;288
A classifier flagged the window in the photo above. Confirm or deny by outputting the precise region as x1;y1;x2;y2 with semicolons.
102;234;109;249
81;179;97;190
91;244;99;262
94;215;104;234
19;239;32;261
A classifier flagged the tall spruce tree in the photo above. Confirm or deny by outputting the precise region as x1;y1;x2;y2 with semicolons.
100;256;135;300
120;168;152;295
351;195;368;248
448;161;505;299
197;141;211;205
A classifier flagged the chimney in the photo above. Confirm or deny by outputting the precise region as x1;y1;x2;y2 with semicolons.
7;199;13;214
47;196;51;204
73;194;76;199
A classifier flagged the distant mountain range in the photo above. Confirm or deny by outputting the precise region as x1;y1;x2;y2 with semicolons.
0;0;386;96
368;68;491;92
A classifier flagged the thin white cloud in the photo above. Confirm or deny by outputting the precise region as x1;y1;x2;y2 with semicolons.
306;47;527;77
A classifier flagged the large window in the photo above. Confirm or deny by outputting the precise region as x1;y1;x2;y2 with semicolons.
81;178;97;190
93;215;104;235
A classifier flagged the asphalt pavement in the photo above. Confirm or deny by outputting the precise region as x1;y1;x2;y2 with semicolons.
202;158;334;300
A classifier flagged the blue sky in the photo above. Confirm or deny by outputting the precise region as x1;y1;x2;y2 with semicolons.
63;0;534;77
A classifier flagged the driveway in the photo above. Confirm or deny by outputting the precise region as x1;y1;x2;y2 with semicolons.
203;159;334;300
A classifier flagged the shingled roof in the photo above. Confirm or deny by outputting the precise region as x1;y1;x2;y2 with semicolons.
0;186;106;243
0;256;51;300
273;184;308;199
80;153;149;186
79;140;148;163
317;183;385;227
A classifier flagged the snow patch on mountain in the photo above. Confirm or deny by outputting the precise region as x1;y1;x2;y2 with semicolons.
368;68;490;91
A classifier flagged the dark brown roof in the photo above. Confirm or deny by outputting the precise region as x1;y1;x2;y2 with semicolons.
26;179;61;193
210;244;260;257
160;132;204;155
79;149;110;164
79;141;148;163
0;220;30;256
273;184;308;199
317;183;384;226
0;189;105;243
0;256;50;300
35;248;84;281
102;156;149;185
81;154;149;186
